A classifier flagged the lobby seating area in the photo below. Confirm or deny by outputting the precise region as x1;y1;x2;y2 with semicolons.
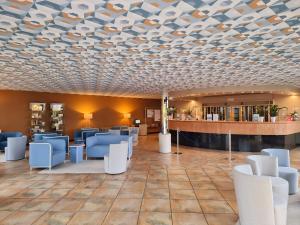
0;0;300;224
0;135;299;225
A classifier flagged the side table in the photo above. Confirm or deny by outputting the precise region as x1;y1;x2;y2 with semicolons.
69;144;84;163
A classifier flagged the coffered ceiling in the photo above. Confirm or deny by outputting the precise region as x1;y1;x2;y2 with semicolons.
0;0;299;98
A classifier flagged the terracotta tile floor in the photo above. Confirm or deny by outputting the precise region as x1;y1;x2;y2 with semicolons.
0;134;299;225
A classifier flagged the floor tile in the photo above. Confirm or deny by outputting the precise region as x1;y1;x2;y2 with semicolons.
111;198;142;212
67;212;106;225
138;212;172;225
66;188;95;199
91;188;119;199
0;211;44;225
169;181;192;189
199;200;233;213
39;189;71;199
0;189;23;198
14;188;47;198
30;181;56;189
205;213;238;225
191;182;217;190
20;199;57;211
141;199;171;212
143;189;169;199
219;190;236;200
33;212;74;225
170;189;197;200
168;174;189;182
0;211;12;221
101;180;123;189
50;199;85;212
80;198;113;212
103;212;139;225
188;175;211;182
171;199;202;213
167;170;186;175
172;213;208;225
195;190;224;200
0;199;29;211
146;181;168;189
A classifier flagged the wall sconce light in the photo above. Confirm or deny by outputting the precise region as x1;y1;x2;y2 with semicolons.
84;113;93;127
123;113;131;119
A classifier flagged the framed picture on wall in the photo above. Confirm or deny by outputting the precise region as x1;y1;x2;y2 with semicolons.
147;109;154;118
154;109;161;121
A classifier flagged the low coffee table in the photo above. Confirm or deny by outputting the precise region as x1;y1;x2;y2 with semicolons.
69;144;84;163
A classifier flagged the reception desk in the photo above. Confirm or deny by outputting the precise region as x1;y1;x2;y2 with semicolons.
169;120;300;152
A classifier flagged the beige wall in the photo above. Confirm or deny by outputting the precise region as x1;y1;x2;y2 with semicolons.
273;94;300;114
0;90;160;138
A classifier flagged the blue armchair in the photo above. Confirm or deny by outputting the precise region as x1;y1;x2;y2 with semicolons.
42;135;69;154
29;139;66;170
74;128;99;144
86;134;133;159
0;132;23;151
33;133;60;142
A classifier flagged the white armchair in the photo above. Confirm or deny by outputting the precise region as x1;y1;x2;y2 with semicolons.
247;155;288;198
104;141;128;174
247;155;279;177
5;136;27;161
129;127;139;146
233;164;288;225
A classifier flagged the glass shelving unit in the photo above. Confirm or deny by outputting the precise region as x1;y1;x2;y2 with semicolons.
50;103;64;134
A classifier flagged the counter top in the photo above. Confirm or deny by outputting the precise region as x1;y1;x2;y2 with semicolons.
168;120;300;135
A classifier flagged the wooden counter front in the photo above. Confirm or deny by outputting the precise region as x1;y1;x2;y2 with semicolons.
169;120;300;136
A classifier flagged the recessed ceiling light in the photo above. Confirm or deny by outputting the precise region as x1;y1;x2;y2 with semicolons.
0;21;11;26
36;13;46;19
78;4;89;10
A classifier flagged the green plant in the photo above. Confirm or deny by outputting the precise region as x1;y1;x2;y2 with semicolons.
185;108;193;116
257;106;265;117
270;105;287;117
290;111;299;121
167;107;176;116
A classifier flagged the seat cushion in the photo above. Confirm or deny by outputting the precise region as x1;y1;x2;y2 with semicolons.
88;145;109;157
279;167;299;194
271;177;289;199
273;194;288;225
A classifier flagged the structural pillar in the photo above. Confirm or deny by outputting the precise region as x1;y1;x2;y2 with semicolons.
159;90;171;153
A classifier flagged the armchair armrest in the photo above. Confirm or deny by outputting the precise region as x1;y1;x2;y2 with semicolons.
86;136;98;149
29;143;53;169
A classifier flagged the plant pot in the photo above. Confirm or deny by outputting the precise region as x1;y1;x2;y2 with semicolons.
271;117;277;123
259;116;265;122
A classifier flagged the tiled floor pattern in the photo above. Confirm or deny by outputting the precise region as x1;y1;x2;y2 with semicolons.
0;135;299;225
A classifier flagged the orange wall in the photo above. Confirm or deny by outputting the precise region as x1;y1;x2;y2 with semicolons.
0;90;160;138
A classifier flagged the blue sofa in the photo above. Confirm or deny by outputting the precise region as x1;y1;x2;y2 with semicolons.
74;128;99;144
0;132;23;151
42;135;69;154
33;133;60;142
29;139;66;170
86;134;133;159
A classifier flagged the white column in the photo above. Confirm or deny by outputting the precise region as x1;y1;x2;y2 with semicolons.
159;90;171;153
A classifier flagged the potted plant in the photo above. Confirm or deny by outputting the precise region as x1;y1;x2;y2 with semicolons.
270;105;287;123
290;111;299;121
257;106;265;122
167;107;177;120
185;108;193;120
